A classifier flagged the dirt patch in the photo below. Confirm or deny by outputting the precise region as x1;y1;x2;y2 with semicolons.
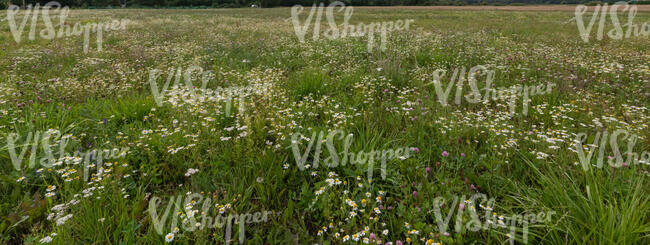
355;4;650;12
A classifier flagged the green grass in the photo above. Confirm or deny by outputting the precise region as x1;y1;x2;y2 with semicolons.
0;6;649;245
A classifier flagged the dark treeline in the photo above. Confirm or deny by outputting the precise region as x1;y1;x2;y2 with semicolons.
1;0;646;9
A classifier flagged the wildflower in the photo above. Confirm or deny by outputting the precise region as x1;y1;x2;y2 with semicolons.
184;168;199;177
315;187;326;196
165;233;174;242
47;185;57;192
425;167;431;174
17;176;25;182
56;214;73;226
39;236;53;243
442;151;449;157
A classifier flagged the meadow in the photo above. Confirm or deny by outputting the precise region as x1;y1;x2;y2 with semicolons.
0;4;649;245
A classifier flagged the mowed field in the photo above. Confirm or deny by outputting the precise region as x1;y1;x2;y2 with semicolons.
0;5;649;245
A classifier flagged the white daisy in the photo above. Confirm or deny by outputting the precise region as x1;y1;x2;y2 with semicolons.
165;233;174;242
